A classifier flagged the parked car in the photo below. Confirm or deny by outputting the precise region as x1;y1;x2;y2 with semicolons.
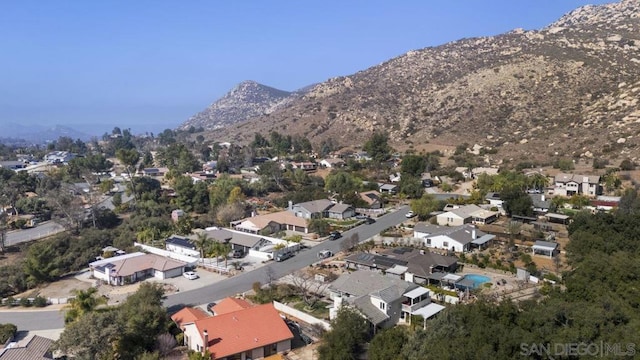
206;302;217;314
405;211;416;218
183;271;199;280
356;214;375;224
318;249;333;259
328;231;342;241
275;252;293;262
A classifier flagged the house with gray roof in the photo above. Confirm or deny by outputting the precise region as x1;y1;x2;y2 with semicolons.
0;335;54;360
529;193;552;214
344;249;457;284
290;199;355;220
436;204;498;226
413;223;495;253
329;271;444;332
553;173;601;197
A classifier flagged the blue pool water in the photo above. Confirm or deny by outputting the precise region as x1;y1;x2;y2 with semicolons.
463;274;491;289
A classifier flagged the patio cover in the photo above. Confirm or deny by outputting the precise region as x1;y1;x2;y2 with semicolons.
403;287;430;299
471;234;495;245
533;241;558;251
546;213;570;220
413;303;446;319
386;265;409;275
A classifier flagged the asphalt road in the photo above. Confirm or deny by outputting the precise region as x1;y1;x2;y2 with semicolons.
5;221;65;247
2;205;410;330
163;205;410;310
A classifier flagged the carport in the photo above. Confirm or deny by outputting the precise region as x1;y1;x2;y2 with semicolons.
532;240;558;258
470;234;495;250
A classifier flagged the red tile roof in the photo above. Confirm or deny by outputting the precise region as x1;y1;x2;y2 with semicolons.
171;306;209;329
212;297;253;315
194;303;294;359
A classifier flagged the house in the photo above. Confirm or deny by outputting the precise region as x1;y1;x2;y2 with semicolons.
389;173;401;183
360;191;383;209
326;203;356;220
290;162;317;171
206;227;300;259
211;297;253;316
354;152;372;161
89;252;186;285
233;210;309;234
166;235;200;257
344;248;458;284
139;167;169;177
172;209;186;222
553;173;601;197
290;199;334;219
378;183;398;195
413;223;495;253
436;204;482;226
171;306;209;329
43;151;75;164
0;335;54;360
319;158;345;168
203;161;218;172
329;271;445;332
290;199;355;220
470;208;499;225
591;195;621;211
529;194;551;214
190;172;217;183
0;161;27;170
485;192;504;208
178;303;294;360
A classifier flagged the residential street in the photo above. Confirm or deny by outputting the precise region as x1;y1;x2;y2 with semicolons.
1;206;410;331
5;221;65;247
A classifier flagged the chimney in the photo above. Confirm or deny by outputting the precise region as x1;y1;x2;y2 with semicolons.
202;329;208;353
288;200;293;211
541;194;545;202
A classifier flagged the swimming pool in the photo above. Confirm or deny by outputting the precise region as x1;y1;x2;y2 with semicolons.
462;274;491;289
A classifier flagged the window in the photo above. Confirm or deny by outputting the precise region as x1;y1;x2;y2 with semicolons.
443;241;449;247
426;238;431;245
379;302;386;310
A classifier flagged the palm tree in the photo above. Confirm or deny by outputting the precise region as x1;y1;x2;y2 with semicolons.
63;287;107;324
193;232;211;263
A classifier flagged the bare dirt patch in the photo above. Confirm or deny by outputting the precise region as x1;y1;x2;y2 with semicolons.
16;276;93;299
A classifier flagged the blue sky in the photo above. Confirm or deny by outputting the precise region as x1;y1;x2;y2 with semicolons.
0;0;614;136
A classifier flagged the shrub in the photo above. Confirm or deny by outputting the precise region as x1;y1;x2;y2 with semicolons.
33;296;48;307
0;323;17;343
19;297;32;307
5;297;16;307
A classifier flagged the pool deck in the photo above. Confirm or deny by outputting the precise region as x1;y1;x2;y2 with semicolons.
458;265;520;293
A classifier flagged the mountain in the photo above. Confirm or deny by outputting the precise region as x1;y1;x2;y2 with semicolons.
210;0;640;163
179;80;307;131
0;123;90;145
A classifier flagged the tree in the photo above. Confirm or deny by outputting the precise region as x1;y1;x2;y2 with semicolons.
410;194;443;221
188;350;213;360
0;212;7;254
401;155;426;177
308;218;330;236
501;186;533;217
215;202;246;226
63;287;107;324
619;158;635;171
209;241;231;267
316;307;369;360
398;175;424;199
363;132;392;162
325;171;357;196
290;269;330;308
116;148;140;200
0;323;17;343
341;233;360;253
55;310;122;359
193;232;211;261
368;327;409;360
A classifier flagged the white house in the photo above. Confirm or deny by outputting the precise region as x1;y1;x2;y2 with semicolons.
165;235;200;257
436;204;482;226
89;252;186;285
320;158;345;168
413;223;495;253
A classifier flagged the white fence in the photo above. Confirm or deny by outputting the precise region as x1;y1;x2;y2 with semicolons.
134;242;199;266
273;301;331;331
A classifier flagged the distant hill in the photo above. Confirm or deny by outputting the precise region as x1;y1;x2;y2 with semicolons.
208;0;640;164
0;123;91;145
179;80;310;131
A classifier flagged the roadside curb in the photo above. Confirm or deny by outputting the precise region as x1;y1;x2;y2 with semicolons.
0;304;66;312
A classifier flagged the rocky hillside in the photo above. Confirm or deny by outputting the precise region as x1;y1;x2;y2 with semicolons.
210;0;640;164
179;80;300;131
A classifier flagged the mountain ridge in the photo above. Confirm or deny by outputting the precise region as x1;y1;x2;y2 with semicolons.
204;0;640;164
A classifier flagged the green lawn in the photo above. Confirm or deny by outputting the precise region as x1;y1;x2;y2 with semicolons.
292;300;331;320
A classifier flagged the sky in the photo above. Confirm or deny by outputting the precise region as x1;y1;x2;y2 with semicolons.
0;0;615;137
